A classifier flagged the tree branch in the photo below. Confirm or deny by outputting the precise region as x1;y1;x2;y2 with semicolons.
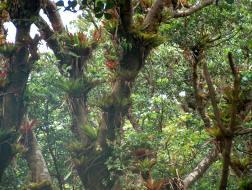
202;62;230;135
183;148;218;189
228;53;240;128
35;16;62;53
43;0;64;32
143;0;166;32
119;0;133;34
219;138;232;190
235;128;252;135
172;0;214;18
191;51;211;128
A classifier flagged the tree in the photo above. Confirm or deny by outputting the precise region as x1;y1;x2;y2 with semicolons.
0;0;251;189
0;0;40;180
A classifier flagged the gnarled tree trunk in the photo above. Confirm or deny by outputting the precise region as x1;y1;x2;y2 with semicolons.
0;0;41;180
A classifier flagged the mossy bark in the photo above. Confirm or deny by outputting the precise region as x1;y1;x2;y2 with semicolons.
21;130;52;188
0;0;40;180
0;26;31;180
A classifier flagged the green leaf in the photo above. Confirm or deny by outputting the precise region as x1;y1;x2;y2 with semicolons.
56;0;64;6
64;171;72;181
68;0;77;8
81;125;97;141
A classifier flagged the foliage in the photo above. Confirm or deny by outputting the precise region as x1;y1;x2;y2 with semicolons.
1;0;252;189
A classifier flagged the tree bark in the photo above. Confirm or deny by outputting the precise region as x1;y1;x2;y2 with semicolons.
22;130;53;190
183;148;218;189
0;0;41;180
0;26;38;181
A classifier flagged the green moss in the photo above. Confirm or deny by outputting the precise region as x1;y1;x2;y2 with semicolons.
205;127;223;138
67;141;84;154
133;14;144;26
131;27;164;48
0;2;8;11
27;180;53;190
100;95;131;112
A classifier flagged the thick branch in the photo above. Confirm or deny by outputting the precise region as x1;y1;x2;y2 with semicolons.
143;0;166;32
228;52;239;78
43;0;64;32
173;0;214;18
35;16;62;53
119;0;133;34
219;138;232;190
191;56;211;128
67;97;92;145
183;148;218;189
228;52;240;131
202;62;230;135
235;128;252;135
23;131;52;185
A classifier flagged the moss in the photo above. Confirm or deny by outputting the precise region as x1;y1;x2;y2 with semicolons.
67;141;85;155
100;95;131;112
0;2;8;11
133;14;144;26
131;27;164;48
27;180;53;190
205;127;223;138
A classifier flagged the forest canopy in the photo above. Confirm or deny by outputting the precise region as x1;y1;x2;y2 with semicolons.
0;0;252;189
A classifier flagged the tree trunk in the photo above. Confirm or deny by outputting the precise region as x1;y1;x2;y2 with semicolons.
0;0;40;180
22;130;53;190
0;26;33;180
